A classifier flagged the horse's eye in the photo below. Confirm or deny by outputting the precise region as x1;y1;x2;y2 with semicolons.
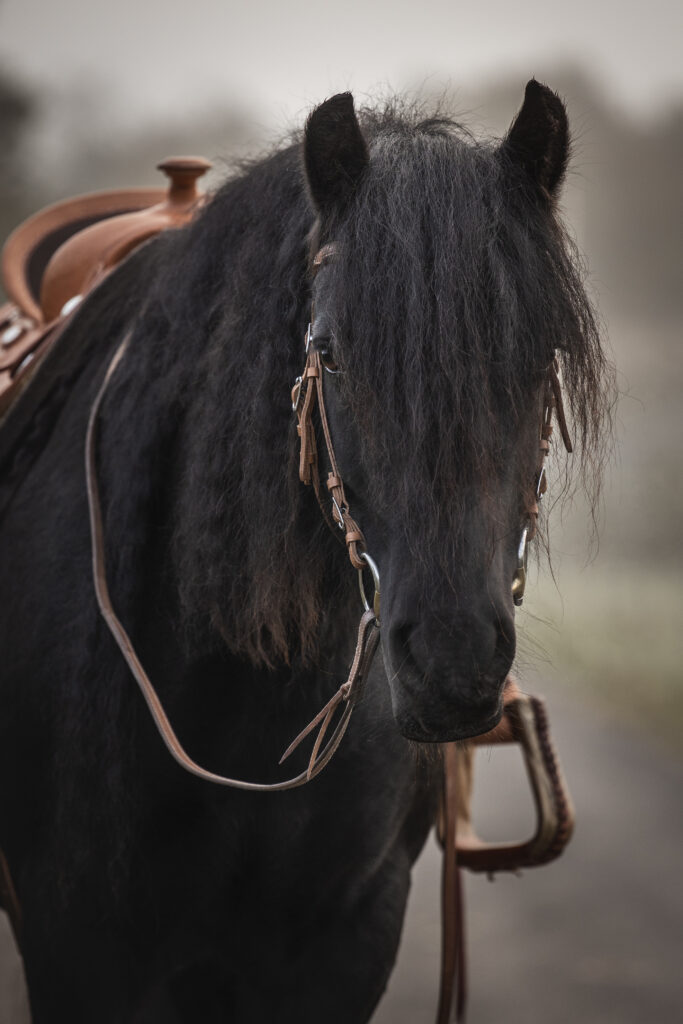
318;347;340;374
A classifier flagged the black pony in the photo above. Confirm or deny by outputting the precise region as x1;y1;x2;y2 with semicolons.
0;82;609;1021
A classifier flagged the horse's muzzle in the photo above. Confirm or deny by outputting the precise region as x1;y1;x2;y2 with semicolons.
382;610;515;742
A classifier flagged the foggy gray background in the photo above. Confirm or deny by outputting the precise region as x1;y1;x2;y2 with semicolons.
0;0;681;1020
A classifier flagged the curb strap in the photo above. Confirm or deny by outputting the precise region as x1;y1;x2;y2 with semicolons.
86;335;380;792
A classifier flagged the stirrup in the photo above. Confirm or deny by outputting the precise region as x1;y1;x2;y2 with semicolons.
438;686;575;874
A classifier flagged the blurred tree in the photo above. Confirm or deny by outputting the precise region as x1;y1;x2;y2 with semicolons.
453;69;683;323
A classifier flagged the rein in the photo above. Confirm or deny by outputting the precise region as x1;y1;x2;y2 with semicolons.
84;246;381;790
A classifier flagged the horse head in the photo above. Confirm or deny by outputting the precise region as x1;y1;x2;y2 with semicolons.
301;84;583;742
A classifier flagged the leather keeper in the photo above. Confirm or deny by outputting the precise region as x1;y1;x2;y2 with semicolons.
345;529;364;545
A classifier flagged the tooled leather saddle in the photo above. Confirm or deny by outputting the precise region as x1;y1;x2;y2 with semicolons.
0;156;211;421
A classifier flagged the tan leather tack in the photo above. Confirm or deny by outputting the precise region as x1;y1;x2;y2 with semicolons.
2;188;166;323
437;684;575;874
437;742;466;1024
86;334;381;792
435;680;575;1020
0;158;211;417
294;343;367;570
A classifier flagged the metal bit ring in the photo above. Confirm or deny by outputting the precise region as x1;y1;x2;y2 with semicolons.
358;552;381;622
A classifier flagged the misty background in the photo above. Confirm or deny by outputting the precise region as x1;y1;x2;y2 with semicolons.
0;0;681;1021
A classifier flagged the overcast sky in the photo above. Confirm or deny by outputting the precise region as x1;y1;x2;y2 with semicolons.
1;0;681;130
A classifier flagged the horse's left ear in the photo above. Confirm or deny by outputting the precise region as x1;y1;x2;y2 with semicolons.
502;80;569;198
304;92;369;216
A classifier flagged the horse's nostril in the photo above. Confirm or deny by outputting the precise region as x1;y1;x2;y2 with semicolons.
388;610;515;688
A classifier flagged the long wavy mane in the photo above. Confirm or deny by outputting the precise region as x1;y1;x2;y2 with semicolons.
99;99;612;671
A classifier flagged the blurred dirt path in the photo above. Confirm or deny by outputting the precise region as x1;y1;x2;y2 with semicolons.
1;672;681;1022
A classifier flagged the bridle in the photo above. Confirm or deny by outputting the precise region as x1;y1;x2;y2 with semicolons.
291;243;380;602
295;241;572;610
84;244;382;791
85;240;572;790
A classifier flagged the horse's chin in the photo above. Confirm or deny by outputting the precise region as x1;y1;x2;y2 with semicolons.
394;705;504;744
388;675;506;744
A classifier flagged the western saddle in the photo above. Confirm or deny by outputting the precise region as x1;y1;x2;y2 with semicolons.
0;156;212;418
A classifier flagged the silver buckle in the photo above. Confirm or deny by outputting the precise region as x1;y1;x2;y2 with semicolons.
331;495;346;530
291;376;303;412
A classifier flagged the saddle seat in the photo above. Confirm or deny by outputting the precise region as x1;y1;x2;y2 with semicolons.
0;156;211;417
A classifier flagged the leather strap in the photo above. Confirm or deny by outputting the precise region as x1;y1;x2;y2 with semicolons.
86;335;381;792
294;339;366;570
437;743;466;1024
293;241;369;570
0;304;84;420
279;609;380;775
548;359;573;454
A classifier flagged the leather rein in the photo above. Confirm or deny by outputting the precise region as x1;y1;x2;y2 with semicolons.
85;245;382;791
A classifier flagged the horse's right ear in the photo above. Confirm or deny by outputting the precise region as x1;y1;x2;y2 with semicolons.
304;93;369;216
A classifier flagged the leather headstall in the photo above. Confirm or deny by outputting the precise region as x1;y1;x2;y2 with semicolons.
291;242;369;571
